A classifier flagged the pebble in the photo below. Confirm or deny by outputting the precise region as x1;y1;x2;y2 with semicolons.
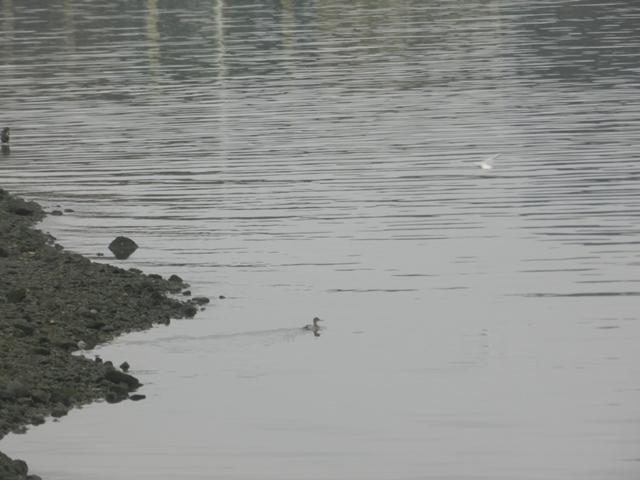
192;296;210;305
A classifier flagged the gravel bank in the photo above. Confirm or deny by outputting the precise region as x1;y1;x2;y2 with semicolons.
0;188;206;479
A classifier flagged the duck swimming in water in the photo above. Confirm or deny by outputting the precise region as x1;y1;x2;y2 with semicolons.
303;317;323;332
1;127;9;144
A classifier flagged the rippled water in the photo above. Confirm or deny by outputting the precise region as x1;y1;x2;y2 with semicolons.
2;1;640;479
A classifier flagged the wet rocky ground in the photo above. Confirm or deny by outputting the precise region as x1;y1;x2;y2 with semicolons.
0;188;207;479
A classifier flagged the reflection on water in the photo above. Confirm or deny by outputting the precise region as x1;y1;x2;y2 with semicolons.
2;1;640;479
121;326;318;351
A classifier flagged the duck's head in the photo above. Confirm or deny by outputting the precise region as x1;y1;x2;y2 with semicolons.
312;317;323;326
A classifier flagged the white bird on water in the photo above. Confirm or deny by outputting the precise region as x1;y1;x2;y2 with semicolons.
303;317;323;332
476;153;499;170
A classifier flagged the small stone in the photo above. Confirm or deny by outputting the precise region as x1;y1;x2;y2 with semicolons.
13;321;35;336
30;389;50;403
192;296;210;305
183;304;198;318
120;361;130;372
219;295;226;299
13;206;35;216
51;405;68;418
182;290;191;296
53;338;77;350
105;392;121;403
7;287;27;303
77;340;87;350
31;415;46;426
108;236;138;259
33;346;50;356
50;210;63;216
2;380;30;400
168;274;183;283
150;291;164;305
64;208;74;212
129;394;146;401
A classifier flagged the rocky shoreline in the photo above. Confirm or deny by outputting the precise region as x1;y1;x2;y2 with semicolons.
0;188;207;479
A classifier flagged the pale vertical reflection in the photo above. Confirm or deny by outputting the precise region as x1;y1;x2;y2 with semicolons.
146;0;161;90
1;0;14;65
279;0;296;57
213;0;228;161
313;2;409;69
481;1;513;146
62;0;76;50
213;0;227;80
486;1;506;77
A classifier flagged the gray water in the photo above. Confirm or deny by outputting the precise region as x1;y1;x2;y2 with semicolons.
2;1;640;479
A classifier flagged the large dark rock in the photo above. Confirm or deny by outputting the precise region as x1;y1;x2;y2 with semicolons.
11;459;28;476
108;236;138;259
0;452;29;480
103;370;141;389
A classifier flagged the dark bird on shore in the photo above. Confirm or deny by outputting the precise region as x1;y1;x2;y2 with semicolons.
1;127;9;144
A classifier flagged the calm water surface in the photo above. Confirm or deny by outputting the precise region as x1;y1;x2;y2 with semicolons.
2;1;640;479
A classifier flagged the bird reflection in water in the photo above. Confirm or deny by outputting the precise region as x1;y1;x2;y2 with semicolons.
2;127;10;155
